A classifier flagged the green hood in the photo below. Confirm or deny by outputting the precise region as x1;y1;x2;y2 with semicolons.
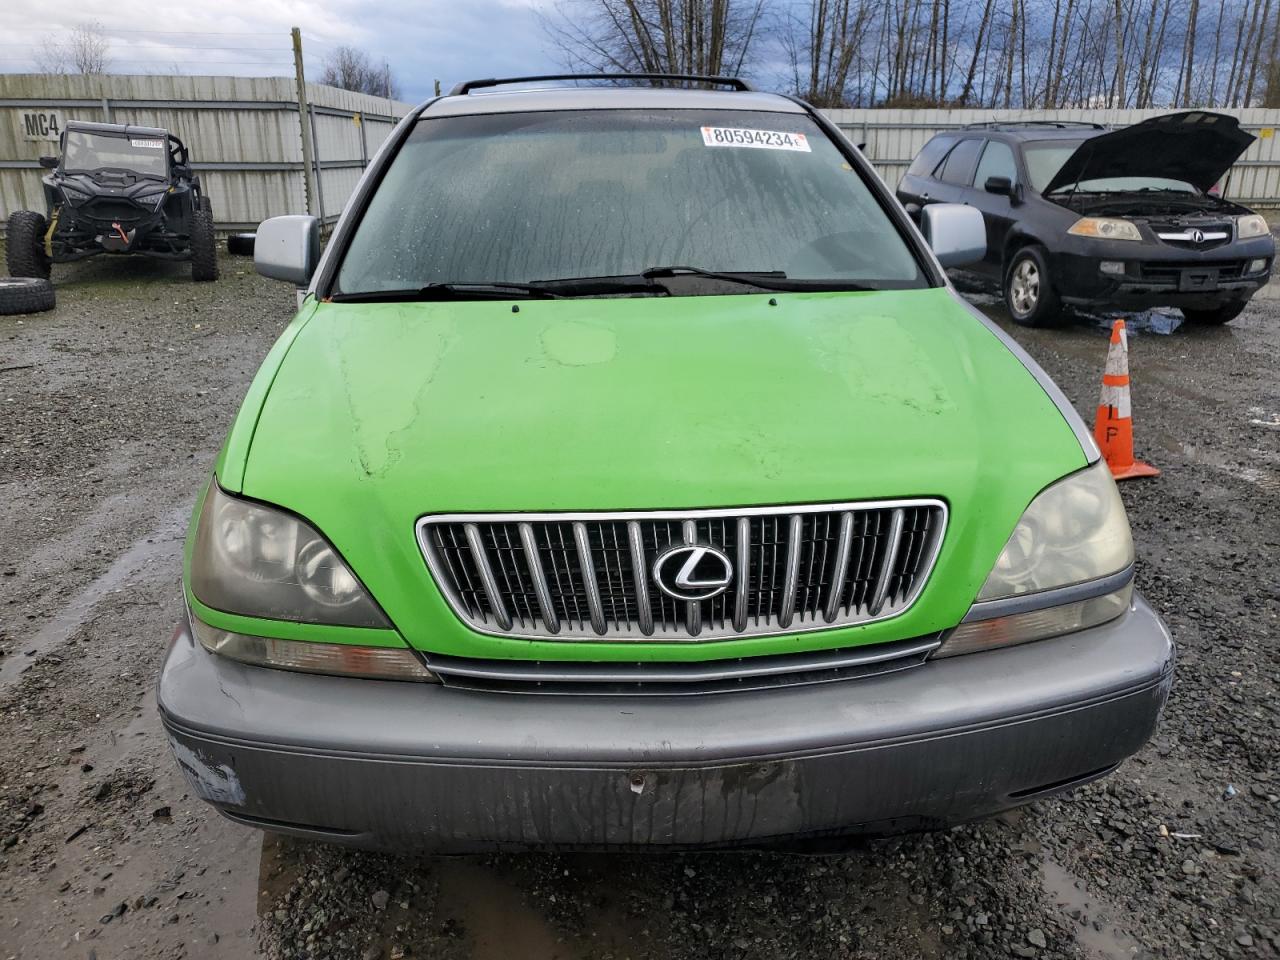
209;288;1087;661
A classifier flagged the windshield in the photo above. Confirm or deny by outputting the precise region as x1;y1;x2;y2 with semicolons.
1024;141;1198;195
336;109;924;295
62;131;168;178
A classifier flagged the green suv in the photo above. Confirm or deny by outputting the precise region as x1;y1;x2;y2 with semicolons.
159;75;1173;852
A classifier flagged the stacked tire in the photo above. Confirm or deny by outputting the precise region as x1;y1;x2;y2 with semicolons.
3;210;55;314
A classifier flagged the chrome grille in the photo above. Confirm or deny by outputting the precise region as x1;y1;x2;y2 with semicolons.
1152;222;1232;250
417;501;946;641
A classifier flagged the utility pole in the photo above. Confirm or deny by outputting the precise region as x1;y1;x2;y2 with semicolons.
291;26;317;217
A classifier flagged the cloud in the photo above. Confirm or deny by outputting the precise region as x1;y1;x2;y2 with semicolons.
0;0;562;103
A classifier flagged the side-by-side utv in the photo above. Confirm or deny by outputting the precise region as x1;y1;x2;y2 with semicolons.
6;120;218;282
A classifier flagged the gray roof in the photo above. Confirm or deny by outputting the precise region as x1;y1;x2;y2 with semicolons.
425;86;803;117
65;119;171;140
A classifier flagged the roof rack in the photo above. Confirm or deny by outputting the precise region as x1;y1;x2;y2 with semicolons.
963;120;1106;130
449;73;754;96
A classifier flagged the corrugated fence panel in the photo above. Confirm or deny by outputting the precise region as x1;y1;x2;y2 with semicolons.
827;107;1280;208
3;78;1278;237
0;73;412;233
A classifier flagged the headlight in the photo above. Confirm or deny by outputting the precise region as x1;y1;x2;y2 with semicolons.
137;190;167;210
977;461;1132;599
190;615;434;681
189;482;389;628
1067;217;1143;241
1236;214;1269;239
935;462;1134;657
61;185;90;204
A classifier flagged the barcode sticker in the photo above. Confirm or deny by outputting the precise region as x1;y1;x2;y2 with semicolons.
701;127;811;152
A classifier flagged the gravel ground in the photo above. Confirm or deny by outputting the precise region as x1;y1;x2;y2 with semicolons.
1;248;1277;960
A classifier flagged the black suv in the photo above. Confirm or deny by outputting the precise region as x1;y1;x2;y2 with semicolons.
897;112;1273;326
6;120;218;283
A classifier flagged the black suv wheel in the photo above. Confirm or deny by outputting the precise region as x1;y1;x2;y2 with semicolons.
1004;245;1062;327
1182;302;1246;325
5;210;52;280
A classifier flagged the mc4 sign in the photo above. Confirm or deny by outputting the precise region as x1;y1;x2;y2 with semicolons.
20;110;62;141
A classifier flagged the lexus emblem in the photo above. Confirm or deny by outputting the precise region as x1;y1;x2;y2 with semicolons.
1190;228;1205;244
652;545;733;601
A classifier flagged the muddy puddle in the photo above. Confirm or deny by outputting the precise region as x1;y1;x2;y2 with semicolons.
0;503;190;689
1039;857;1146;959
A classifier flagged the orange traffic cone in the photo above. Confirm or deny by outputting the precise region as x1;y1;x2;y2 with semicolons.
1094;319;1160;481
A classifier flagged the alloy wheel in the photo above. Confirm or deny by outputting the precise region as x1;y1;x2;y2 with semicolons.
1010;258;1040;317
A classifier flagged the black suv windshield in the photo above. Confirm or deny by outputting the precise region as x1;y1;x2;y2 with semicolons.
63;131;168;178
336;109;924;296
1024;141;1197;195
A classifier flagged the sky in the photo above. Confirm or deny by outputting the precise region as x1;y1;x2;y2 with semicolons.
0;0;568;104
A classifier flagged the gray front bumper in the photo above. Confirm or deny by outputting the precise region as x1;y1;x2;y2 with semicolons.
158;598;1174;852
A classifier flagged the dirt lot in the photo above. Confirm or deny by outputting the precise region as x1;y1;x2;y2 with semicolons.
1;249;1278;960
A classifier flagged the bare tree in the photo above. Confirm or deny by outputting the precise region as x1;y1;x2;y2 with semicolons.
319;45;401;99
783;0;877;105
34;21;111;75
542;0;767;79
543;0;1274;110
1243;0;1273;103
1264;12;1280;105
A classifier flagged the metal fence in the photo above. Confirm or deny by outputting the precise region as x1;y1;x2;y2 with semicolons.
0;73;413;233
826;107;1280;210
2;77;1279;237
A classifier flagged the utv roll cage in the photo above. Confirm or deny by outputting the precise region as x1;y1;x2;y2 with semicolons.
45;120;192;175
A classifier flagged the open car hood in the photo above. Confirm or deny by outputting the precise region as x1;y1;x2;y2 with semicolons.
1042;111;1255;195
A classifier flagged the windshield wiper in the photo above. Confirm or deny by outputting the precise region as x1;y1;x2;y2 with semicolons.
332;281;567;303
642;265;877;293
641;265;788;289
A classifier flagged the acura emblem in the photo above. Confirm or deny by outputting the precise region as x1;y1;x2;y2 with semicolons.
1190;228;1205;243
652;545;733;601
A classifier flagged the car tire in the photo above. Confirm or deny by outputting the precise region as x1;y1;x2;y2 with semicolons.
1182;302;1246;325
226;233;255;256
190;197;219;282
0;277;56;315
5;210;52;280
1004;245;1062;327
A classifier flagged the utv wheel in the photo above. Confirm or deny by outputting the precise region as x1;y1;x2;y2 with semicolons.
1182;301;1246;325
190;197;219;282
1004;246;1062;327
226;233;255;256
0;277;55;315
5;210;51;280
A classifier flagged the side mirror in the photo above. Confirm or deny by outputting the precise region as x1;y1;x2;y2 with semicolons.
38;156;58;170
172;163;193;179
921;203;986;268
984;175;1013;196
255;215;320;286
